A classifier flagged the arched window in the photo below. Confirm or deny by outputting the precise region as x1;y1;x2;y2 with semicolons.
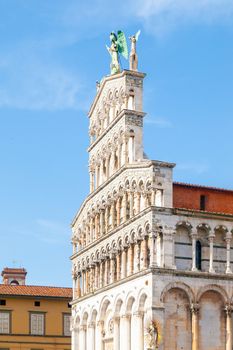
196;240;202;270
10;280;19;285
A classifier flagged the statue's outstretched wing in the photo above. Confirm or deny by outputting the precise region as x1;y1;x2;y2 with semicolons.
135;30;141;41
117;30;128;60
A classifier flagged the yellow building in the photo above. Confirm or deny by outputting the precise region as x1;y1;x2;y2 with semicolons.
0;268;72;350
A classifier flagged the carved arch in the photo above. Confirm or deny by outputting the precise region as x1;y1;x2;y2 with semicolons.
197;284;229;303
160;282;195;304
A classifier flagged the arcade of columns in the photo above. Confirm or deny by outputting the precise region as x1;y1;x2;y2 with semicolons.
89;118;140;192
72;183;160;250
73;293;233;350
72;218;233;300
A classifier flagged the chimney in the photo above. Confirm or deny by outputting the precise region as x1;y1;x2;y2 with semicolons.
1;267;27;285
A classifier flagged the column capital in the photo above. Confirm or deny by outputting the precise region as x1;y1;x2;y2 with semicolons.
97;320;104;328
208;232;215;240
113;316;120;323
149;231;158;239
121;314;131;320
225;232;232;241
88;322;96;328
79;325;87;331
109;251;116;260
190;303;199;315
190;230;198;238
133;311;144;318
225;304;233;316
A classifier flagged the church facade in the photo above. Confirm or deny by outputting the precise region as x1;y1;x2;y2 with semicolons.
70;64;233;350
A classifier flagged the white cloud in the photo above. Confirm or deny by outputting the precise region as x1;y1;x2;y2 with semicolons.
144;116;172;127
0;50;82;111
134;0;233;35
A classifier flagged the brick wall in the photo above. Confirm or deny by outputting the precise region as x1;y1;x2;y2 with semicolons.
173;182;233;215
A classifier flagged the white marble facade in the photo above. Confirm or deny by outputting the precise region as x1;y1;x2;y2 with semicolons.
71;70;233;350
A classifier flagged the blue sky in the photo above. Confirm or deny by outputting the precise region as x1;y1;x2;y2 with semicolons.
0;0;233;286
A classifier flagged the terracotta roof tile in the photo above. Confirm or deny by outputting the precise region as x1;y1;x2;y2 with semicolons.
173;181;233;193
0;284;72;298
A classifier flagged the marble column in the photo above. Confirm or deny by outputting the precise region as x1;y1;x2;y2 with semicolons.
87;323;95;350
191;304;199;350
123;192;127;222
100;209;105;236
129;192;134;218
79;325;87;350
141;238;148;269
105;206;109;234
121;248;127;279
72;239;77;254
128;244;134;275
89;170;94;192
95;214;99;239
97;213;101;238
94;264;98;290
77;273;81;297
191;231;198;271
99;159;103;185
120;315;130;350
110;253;115;284
90;265;95;292
99;261;103;288
132;312;144;350
82;270;86;295
72;325;79;350
111;201;115;229
89;217;93;242
106;154;110;179
116;197;121;226
113;316;120;350
149;233;158;268
95;321;104;350
208;233;215;273
116;253;121;280
123;136;128;165
85;269;89;294
110;148;115;175
151;188;156;205
136;192;141;214
128;135;134;163
225;305;232;350
95;165;99;188
104;258;108;286
134;241;141;273
86;225;89;244
225;233;232;274
117;143;121;168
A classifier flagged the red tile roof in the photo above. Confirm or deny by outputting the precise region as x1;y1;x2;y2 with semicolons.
174;181;233;193
0;284;72;298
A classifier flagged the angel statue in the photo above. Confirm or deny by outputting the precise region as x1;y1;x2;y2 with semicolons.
106;31;128;75
129;30;141;71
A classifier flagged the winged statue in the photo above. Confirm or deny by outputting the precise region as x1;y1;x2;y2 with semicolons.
106;31;128;75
